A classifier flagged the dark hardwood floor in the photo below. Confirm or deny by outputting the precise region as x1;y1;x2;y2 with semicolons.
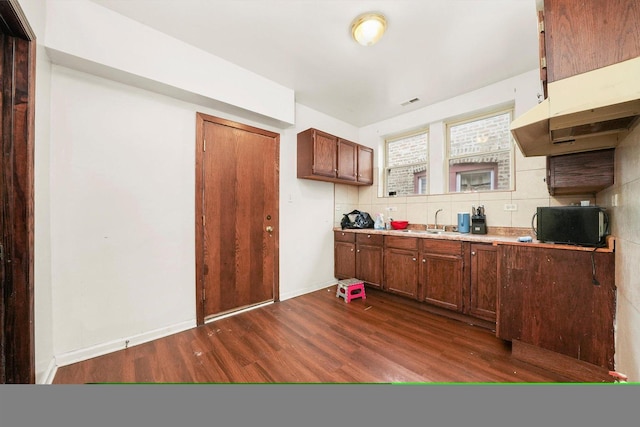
53;286;592;384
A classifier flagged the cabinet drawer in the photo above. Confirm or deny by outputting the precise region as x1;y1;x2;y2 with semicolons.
334;231;355;243
356;233;384;246
420;239;462;255
385;236;419;250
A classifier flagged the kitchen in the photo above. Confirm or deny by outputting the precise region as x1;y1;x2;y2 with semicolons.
2;0;639;395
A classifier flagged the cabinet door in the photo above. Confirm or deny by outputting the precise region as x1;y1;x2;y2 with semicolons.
334;241;355;279
383;248;419;299
337;139;357;182
356;244;383;289
420;253;463;312
546;148;614;196
544;0;640;83
469;243;497;322
312;130;337;178
357;145;373;184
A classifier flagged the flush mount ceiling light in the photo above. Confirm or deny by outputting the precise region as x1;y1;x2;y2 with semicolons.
351;12;387;46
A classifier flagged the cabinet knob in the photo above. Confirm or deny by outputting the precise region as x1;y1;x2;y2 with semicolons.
351;248;354;252
367;234;371;238
471;251;476;256
357;249;360;253
422;259;426;262
413;258;417;261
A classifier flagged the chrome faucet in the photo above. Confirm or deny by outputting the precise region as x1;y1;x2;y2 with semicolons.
434;209;444;231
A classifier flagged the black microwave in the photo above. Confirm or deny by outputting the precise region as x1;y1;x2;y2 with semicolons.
534;206;609;247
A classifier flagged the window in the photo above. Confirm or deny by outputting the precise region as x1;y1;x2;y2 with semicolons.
447;109;513;193
385;130;428;196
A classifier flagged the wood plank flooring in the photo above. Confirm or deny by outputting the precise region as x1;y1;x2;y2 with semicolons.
53;287;596;384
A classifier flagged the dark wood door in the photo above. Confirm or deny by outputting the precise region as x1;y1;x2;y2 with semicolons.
0;1;36;384
469;243;497;322
420;253;463;312
195;114;279;323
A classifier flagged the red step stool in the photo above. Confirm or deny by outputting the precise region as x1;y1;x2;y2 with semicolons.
336;279;366;303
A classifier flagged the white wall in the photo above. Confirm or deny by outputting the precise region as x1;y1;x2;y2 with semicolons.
50;67;198;362
39;0;348;369
279;105;359;301
350;70;596;230
599;125;640;381
48;66;351;367
45;0;295;127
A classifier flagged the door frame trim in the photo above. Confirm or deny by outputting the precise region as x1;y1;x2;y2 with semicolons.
0;0;36;383
195;113;280;325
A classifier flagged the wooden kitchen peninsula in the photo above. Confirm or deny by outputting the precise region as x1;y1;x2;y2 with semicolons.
334;228;616;382
494;237;615;382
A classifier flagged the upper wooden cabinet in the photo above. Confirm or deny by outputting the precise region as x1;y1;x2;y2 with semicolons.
546;148;615;196
541;0;640;86
356;145;374;185
297;128;374;186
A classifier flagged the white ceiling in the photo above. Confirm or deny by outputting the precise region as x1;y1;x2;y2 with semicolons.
90;0;541;127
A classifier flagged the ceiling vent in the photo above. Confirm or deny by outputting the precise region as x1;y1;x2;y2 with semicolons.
401;97;420;107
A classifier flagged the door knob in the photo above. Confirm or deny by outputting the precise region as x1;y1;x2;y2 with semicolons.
266;226;274;233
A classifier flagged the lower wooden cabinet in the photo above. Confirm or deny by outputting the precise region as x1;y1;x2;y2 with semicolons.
334;231;383;289
468;243;497;322
497;244;615;370
420;253;463;312
384;248;419;298
419;239;464;312
334;231;355;280
356;233;384;289
383;236;419;298
333;231;497;324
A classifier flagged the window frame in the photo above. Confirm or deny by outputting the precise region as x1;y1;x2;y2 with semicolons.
384;128;429;197
445;107;515;194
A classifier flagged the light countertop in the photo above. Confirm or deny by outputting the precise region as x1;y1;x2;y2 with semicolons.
333;227;615;252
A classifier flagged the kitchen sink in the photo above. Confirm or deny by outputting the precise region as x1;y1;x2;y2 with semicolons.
399;229;455;235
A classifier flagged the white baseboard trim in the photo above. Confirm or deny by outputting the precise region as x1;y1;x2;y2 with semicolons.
37;358;59;384
279;279;336;301
54;319;196;368
51;282;338;373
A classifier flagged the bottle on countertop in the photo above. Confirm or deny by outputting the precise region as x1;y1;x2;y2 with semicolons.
374;213;385;230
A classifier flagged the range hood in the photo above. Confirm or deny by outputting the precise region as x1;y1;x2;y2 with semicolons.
511;56;640;157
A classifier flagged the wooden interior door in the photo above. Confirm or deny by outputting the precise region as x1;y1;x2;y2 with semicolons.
195;113;279;324
0;0;36;384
